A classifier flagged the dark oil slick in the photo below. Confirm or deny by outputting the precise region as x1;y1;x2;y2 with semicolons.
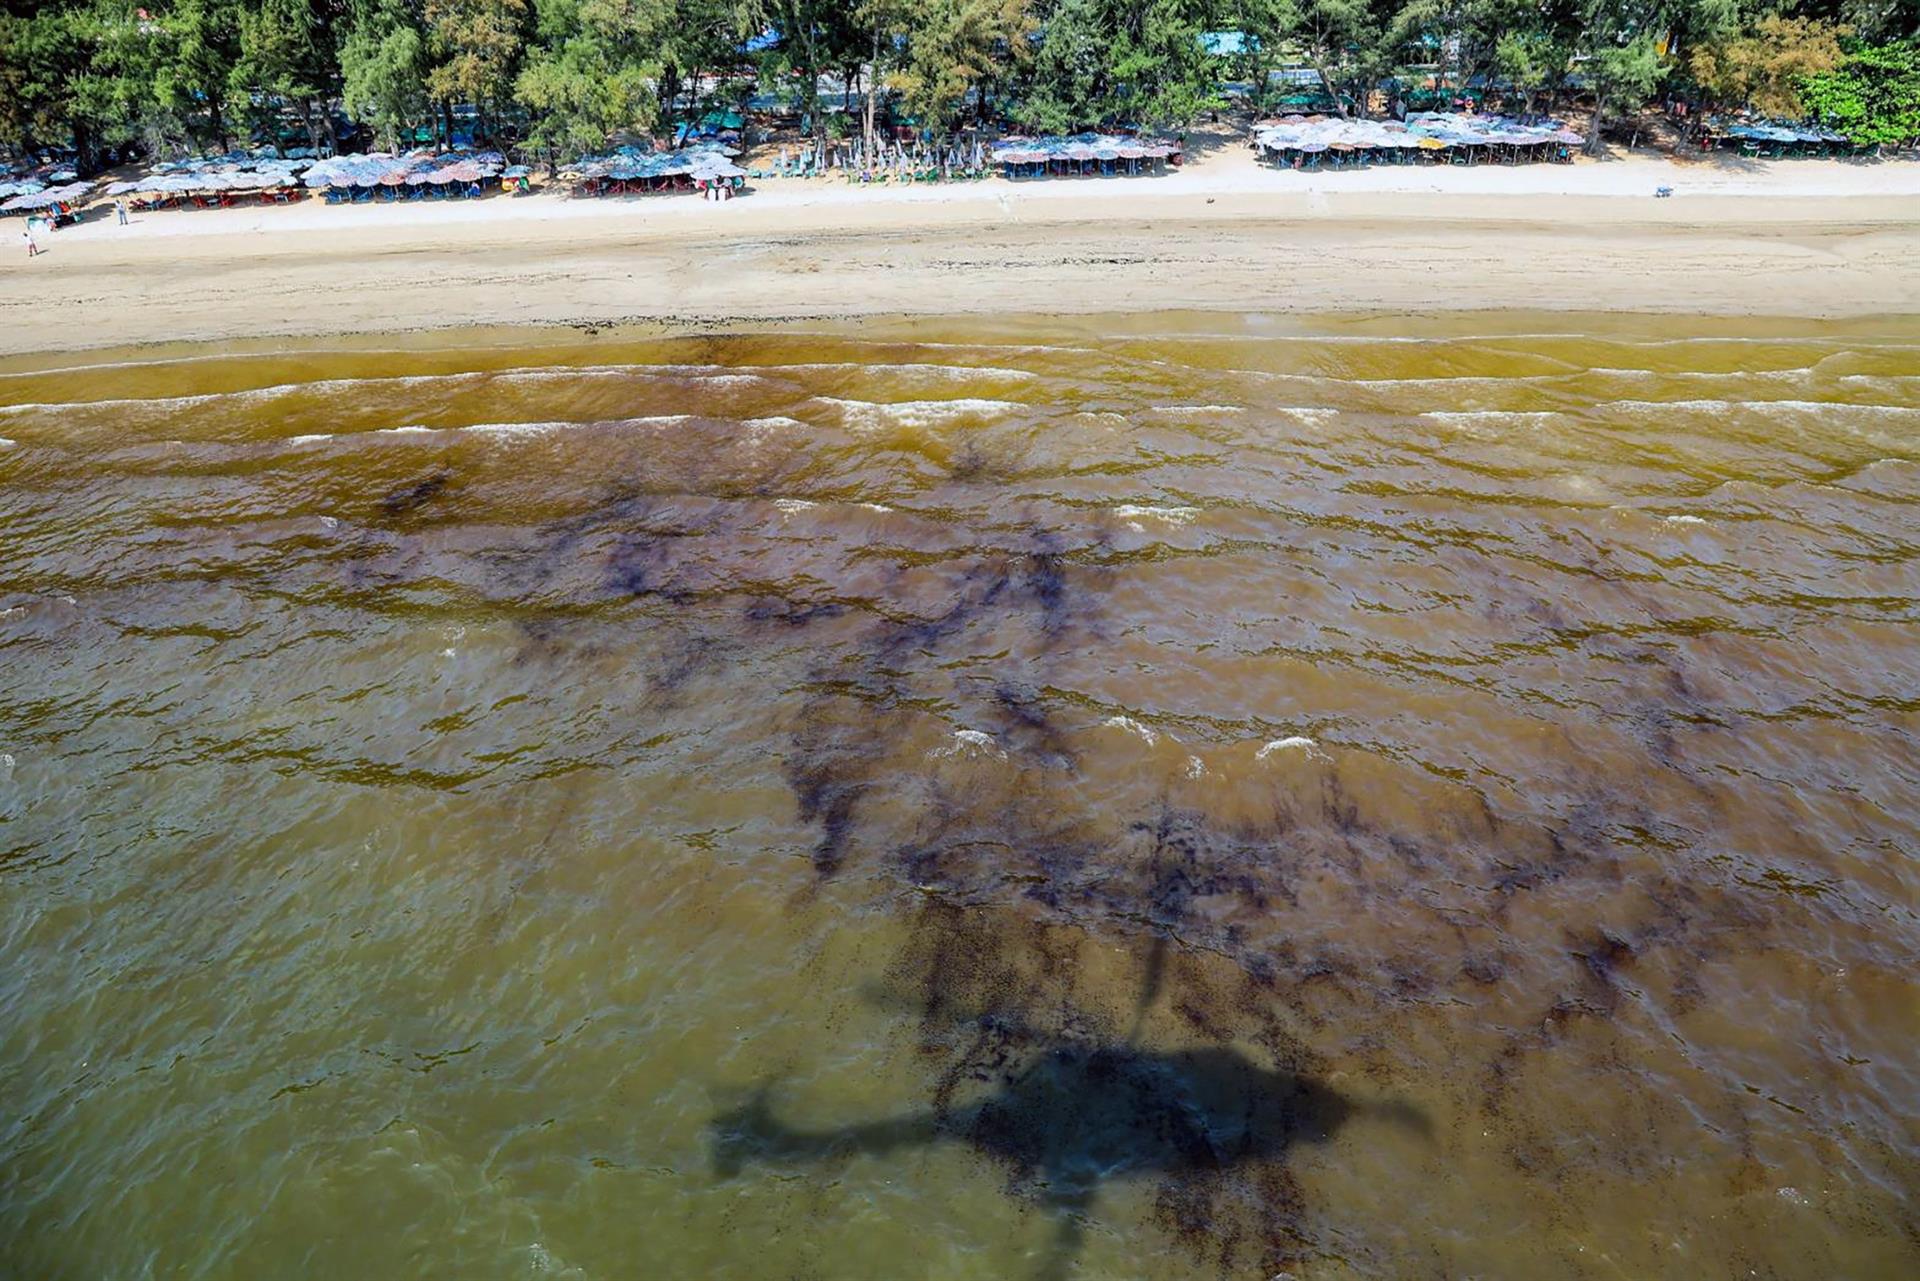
1;314;1917;1281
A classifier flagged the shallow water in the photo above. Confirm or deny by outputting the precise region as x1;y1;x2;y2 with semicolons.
2;314;1918;1280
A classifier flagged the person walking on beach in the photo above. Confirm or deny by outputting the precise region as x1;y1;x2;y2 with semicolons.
22;225;38;258
116;199;128;225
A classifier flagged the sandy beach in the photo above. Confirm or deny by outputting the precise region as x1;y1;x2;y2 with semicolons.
3;148;1918;356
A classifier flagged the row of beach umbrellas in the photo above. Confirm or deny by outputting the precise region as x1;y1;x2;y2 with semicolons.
990;134;1180;164
1707;117;1849;144
2;181;93;211
574;144;746;181
104;163;310;197
302;150;507;189
1253;112;1582;154
0;164;80;200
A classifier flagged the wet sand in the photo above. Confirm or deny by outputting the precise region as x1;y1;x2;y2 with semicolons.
2;173;1917;355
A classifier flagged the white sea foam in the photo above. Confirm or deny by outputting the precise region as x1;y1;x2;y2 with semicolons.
1256;736;1324;760
1579;366;1810;383
773;498;817;515
1185;755;1207;779
762;361;1039;383
1103;715;1160;746
462;420;564;439
0;372;471;416
1347;374;1559;389
1838;373;1920;387
1113;505;1200;527
1275;406;1340;424
930;729;1006;761
1662;514;1709;525
1597;397;1920;417
1148;404;1246;416
1421;410;1564;426
494;365;776;389
0;437;14;448
288;433;332;445
816;396;1027;430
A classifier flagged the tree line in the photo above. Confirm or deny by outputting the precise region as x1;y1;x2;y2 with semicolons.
3;0;1917;169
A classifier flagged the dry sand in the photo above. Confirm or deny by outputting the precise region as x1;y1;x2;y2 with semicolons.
3;149;1918;356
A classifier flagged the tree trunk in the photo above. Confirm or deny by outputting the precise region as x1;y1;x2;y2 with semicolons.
442;100;455;148
300;97;323;153
72;121;97;176
1586;88;1608;155
1314;60;1347;118
864;19;880;156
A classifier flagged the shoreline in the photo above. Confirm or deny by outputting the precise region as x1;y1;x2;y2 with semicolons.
3;153;1919;357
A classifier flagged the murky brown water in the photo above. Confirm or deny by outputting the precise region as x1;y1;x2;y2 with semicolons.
2;314;1918;1280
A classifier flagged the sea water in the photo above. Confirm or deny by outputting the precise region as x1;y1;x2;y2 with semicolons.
1;314;1917;1279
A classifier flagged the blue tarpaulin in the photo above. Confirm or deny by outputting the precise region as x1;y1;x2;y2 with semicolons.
1201;31;1255;56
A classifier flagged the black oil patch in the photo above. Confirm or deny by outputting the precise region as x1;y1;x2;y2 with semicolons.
376;467;453;521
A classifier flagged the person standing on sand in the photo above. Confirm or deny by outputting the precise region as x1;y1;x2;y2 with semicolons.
116;199;128;225
23;225;39;257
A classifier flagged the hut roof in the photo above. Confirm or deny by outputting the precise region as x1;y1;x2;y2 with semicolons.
1708;116;1848;144
1252;112;1583;153
990;133;1179;163
303;150;504;189
573;143;742;181
2;181;92;210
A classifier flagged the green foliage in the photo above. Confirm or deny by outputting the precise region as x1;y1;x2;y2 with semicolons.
1;0;1915;166
0;4;95;152
341;0;428;148
884;0;1033;139
1801;39;1920;144
1690;15;1848;116
426;0;529;109
515;0;670;157
1588;32;1668;129
1015;0;1220;130
1496;29;1572;101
